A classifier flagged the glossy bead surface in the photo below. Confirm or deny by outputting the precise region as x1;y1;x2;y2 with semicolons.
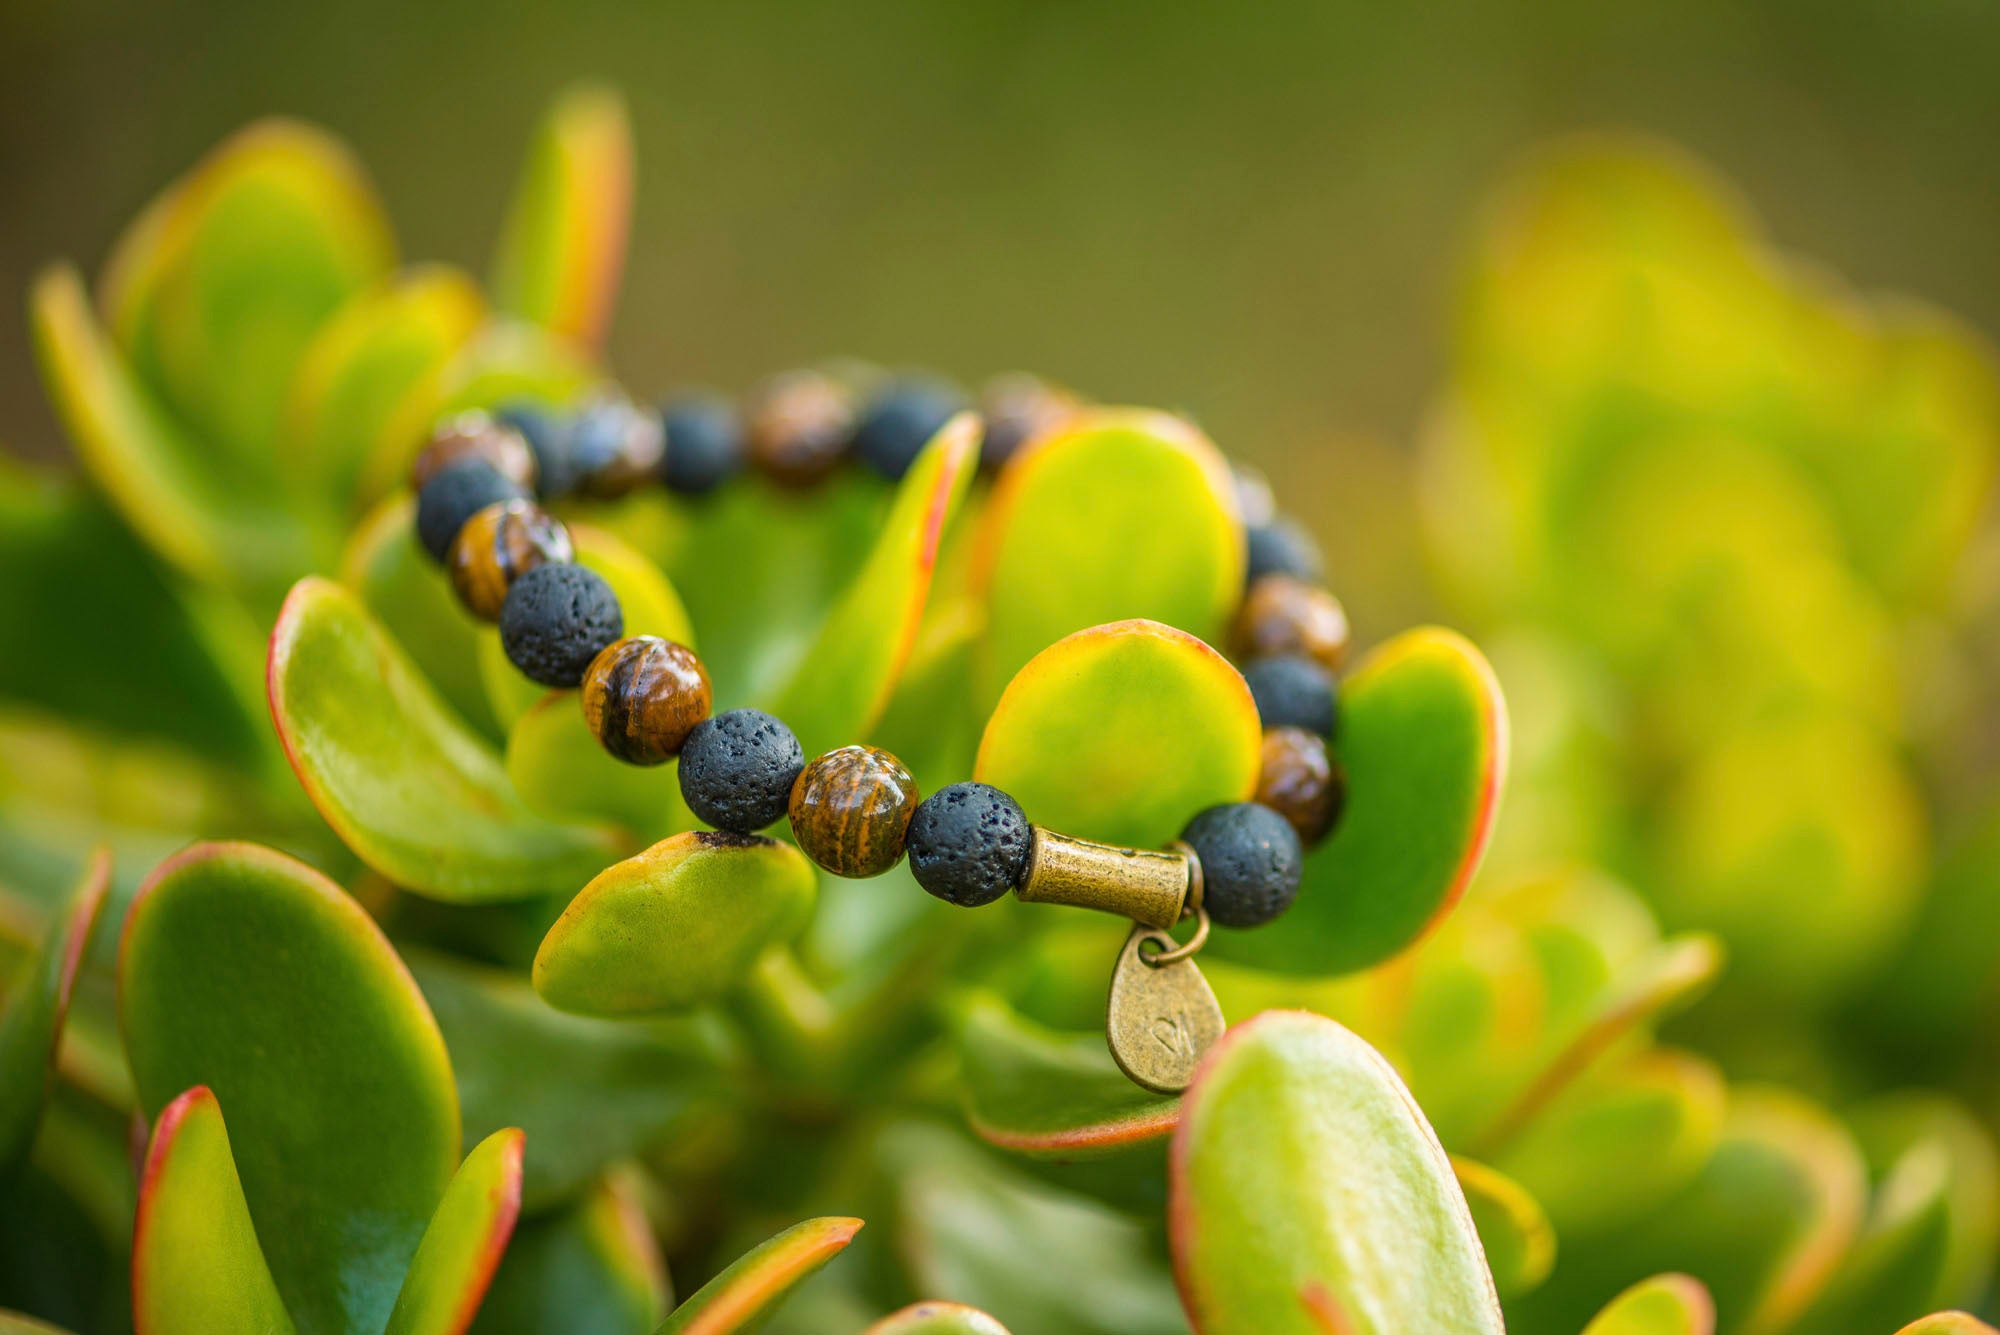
417;461;529;563
581;636;712;765
678;709;805;833
1232;573;1351;672
978;373;1074;470
905;781;1031;907
499;562;624;688
495;402;579;498
746;370;855;487
568;396;665;498
1254;726;1346;847
412;412;538;492
789;745;920;878
448;500;574;621
853;377;966;480
1242;653;1337;739
1180;801;1303;928
1245;517;1324;586
659;395;746;496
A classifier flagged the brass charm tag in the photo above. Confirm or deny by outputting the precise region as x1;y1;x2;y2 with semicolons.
1106;924;1226;1094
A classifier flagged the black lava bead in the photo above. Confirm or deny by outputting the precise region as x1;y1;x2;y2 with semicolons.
906;782;1031;907
1181;802;1303;929
417;461;528;563
678;709;806;833
659;396;747;496
1245;517;1323;586
852;377;966;480
496;402;579;499
1242;654;1338;739
498;562;624;688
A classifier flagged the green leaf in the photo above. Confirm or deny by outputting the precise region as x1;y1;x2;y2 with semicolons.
1580;1274;1716;1335
0;849;107;1173
0;1311;78;1333
490;85;632;351
657;1216;862;1335
132;1086;295;1335
974;409;1242;705
865;1303;1012;1335
1209;627;1508;976
31;264;320;600
1896;1317;2000;1335
955;994;1177;1158
772;414;979;758
975;620;1260;850
505;692;692;843
269;576;620;903
102;118;396;467
1449;1155;1554;1299
535;832;817;1016
384;1128;525;1335
120;842;461;1335
1168;1010;1503;1334
284;265;486;510
471;1170;671;1335
409;952;733;1212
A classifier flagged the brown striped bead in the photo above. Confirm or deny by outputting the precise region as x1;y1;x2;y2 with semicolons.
788;745;919;878
580;636;713;766
978;372;1077;470
745;370;856;488
447;500;573;621
1253;726;1346;847
1233;573;1351;671
412;412;538;492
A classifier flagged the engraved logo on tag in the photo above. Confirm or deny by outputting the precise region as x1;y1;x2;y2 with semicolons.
1106;925;1225;1095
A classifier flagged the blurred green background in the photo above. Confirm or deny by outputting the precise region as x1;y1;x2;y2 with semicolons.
7;0;2000;638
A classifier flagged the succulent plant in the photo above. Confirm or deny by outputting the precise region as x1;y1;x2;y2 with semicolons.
0;87;1990;1335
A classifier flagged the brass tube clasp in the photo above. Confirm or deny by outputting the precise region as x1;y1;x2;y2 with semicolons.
1014;827;1192;929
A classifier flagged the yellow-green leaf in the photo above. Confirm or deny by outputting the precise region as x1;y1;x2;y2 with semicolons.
0;849;108;1172
384;1129;525;1335
865;1303;1012;1335
956;994;1178;1158
1449;1155;1555;1299
656;1216;862;1335
1581;1274;1716;1335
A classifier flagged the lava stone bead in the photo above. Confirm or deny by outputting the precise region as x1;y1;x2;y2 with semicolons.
678;709;806;833
905;782;1032;907
498;562;624;688
448;499;574;621
1242;654;1337;739
568;395;665;499
417;461;529;563
412;412;538;492
978;373;1074;471
1254;727;1346;847
1245;517;1324;586
852;377;967;480
659;395;746;496
789;745;921;878
1180;801;1303;929
1232;573;1351;672
581;636;712;765
495;402;579;498
745;370;856;488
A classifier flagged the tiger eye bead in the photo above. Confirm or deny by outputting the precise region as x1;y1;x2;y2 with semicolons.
568;395;666;499
788;745;920;878
581;636;713;766
412;412;538;492
1233;574;1351;671
745;370;856;488
1254;726;1346;847
447;500;573;621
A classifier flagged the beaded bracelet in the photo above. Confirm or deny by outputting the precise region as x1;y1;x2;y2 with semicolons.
409;370;1349;1093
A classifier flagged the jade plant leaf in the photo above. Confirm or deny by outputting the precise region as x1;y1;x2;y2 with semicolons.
1449;1155;1555;1299
120;842;461;1334
1210;627;1508;976
0;1312;77;1333
534;832;817;1016
975;620;1260;850
772;414;979;758
410;952;733;1211
490;85;632;352
269;576;621;902
132;1086;295;1335
284;265;486;509
0;848;108;1172
1581;1274;1716;1335
471;1168;671;1335
1896;1317;2000;1335
865;1303;1011;1335
656;1216;863;1335
974;409;1242;704
383;1128;525;1335
955;994;1178;1158
1168;1009;1504;1334
505;692;691;840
